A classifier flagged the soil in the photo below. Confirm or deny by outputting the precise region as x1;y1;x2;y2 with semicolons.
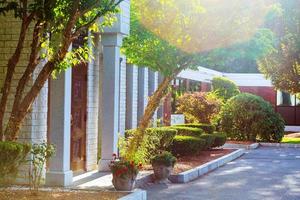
284;133;300;138
227;140;255;145
144;149;235;175
0;190;126;200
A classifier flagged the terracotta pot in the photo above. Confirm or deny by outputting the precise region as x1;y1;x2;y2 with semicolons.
112;174;137;191
152;164;173;183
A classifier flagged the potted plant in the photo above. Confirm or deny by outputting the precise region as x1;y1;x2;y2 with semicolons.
109;153;142;191
151;151;176;183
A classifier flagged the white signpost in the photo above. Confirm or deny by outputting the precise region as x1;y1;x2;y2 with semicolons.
171;114;185;125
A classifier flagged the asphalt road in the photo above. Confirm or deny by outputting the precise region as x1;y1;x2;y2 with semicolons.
146;147;300;200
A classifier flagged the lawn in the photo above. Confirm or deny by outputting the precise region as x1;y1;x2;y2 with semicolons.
281;137;300;144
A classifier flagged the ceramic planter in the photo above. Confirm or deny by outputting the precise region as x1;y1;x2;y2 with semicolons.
112;173;137;191
152;163;173;183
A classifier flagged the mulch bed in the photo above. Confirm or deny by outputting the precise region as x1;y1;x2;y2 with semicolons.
226;140;255;145
284;133;300;138
144;148;235;175
0;190;126;200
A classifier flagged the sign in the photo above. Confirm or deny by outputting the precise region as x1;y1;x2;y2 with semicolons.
171;114;185;125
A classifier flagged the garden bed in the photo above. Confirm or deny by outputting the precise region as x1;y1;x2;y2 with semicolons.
173;149;234;174
0;189;128;200
227;140;255;145
143;148;234;174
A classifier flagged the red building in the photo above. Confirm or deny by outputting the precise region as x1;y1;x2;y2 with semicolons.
164;67;300;131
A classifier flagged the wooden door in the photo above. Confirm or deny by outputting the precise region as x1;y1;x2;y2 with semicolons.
71;62;87;171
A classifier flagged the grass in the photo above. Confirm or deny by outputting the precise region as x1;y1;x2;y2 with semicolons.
281;137;300;144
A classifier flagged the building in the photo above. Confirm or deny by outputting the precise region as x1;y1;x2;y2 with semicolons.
0;0;162;186
174;67;300;131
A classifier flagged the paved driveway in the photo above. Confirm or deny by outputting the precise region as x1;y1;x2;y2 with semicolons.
146;147;300;200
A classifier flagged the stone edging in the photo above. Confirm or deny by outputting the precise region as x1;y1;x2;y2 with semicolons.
223;143;259;150
118;189;147;200
168;149;245;183
260;142;300;148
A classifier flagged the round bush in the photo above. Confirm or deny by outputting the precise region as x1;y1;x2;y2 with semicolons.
171;136;206;156
199;134;216;149
176;92;222;123
219;93;285;142
170;126;204;137
0;141;31;185
212;132;227;147
211;76;240;102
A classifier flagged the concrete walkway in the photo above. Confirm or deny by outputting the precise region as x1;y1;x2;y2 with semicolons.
145;147;300;200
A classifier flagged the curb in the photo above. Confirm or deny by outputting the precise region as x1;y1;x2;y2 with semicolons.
168;149;245;183
260;143;300;148
118;189;147;200
223;143;259;150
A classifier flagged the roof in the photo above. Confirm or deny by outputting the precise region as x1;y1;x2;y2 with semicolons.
177;66;273;87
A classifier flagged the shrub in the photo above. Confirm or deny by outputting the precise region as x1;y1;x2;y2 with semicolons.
200;134;216;149
151;151;177;167
29;142;55;192
174;123;216;134
171;135;206;156
212;132;227;147
125;127;177;162
170;126;204;137
176;92;222;123
0;141;31;185
211;76;240;102
219;93;285;142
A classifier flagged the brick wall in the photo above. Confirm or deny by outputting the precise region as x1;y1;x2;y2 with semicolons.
0;13;48;182
86;33;100;171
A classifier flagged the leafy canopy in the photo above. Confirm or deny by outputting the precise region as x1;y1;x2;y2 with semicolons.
258;0;300;93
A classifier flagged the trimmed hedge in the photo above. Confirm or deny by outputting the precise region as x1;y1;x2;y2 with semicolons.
125;127;177;161
171;135;206;156
199;134;216;149
174;123;216;134
0;141;31;185
170;126;204;137
212;132;227;147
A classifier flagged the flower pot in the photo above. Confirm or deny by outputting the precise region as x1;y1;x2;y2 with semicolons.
152;164;173;183
112;174;137;191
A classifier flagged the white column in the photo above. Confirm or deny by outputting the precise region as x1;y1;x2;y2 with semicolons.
126;64;138;129
157;73;164;120
99;34;122;171
148;70;159;124
137;67;149;123
46;69;73;186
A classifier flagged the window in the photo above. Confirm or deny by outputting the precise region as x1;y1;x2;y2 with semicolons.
277;91;296;106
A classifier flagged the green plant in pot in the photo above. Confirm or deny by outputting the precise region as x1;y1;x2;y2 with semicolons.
109;153;142;191
151;151;176;183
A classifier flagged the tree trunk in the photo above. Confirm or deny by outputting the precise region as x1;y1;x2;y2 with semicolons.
125;75;174;160
4;4;80;141
0;17;31;140
11;21;42;115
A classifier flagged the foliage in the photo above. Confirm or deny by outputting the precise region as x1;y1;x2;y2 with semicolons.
258;0;300;94
171;135;206;156
176;92;222;123
174;123;216;134
109;154;142;179
198;28;276;73
211;132;227;147
151;151;177;167
281;137;300;144
125;127;177;163
199;134;216;149
170;126;203;137
0;0;123;140
0;141;31;185
219;93;285;142
29;142;55;192
211;77;240;102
